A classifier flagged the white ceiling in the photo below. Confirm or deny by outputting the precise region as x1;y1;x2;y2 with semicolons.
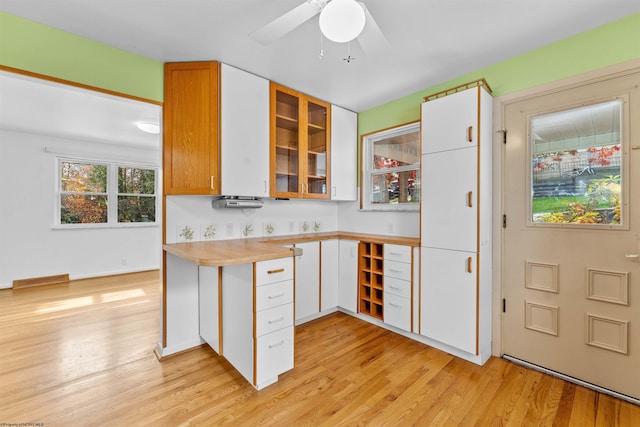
0;1;637;147
0;71;161;149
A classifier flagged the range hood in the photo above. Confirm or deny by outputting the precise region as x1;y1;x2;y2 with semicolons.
212;196;264;209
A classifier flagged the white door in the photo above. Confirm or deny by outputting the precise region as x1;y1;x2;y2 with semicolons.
421;88;478;154
421;147;477;252
320;239;339;311
294;241;320;323
502;70;639;400
338;239;358;312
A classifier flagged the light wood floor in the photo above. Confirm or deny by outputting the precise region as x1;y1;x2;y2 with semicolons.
1;271;638;426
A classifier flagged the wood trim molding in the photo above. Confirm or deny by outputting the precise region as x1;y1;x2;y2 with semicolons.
0;65;163;106
13;274;69;289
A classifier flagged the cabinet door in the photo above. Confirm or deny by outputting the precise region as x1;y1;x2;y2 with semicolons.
338;239;358;313
271;84;301;197
421;87;478;155
294;241;320;322
220;64;269;197
421;247;477;354
320;240;339;311
304;97;331;198
270;83;331;199
330;106;358;201
421;147;477;252
163;61;219;195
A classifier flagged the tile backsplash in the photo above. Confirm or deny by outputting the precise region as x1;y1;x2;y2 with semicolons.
165;196;339;243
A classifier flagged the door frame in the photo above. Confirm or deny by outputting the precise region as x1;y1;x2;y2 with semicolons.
491;58;640;357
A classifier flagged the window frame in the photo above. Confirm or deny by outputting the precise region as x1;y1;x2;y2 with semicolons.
360;121;421;212
55;157;159;229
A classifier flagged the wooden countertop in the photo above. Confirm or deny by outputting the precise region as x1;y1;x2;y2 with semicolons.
163;232;420;267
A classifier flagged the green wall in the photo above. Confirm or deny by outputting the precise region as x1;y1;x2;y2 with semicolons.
359;13;640;136
0;12;163;102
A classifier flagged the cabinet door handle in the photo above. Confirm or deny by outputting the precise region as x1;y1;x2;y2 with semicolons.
269;340;285;349
267;268;285;275
268;292;285;299
264;180;267;194
467;191;473;208
467;257;473;273
332;186;337;196
268;316;285;324
210;176;215;191
467;125;473;142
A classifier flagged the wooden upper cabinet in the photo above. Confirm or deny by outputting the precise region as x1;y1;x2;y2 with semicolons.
270;83;331;199
163;61;219;195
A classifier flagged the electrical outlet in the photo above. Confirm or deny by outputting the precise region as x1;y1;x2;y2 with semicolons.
225;223;234;236
121;258;127;265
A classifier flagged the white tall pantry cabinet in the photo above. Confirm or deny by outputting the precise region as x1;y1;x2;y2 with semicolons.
420;81;493;364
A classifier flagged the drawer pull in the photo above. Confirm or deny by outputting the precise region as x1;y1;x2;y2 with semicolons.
269;340;285;349
389;285;401;290
267;268;285;275
268;292;285;299
389;302;402;308
389;251;402;256
389;268;401;273
268;316;285;324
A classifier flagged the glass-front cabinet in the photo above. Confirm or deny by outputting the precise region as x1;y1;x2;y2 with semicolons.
270;83;330;199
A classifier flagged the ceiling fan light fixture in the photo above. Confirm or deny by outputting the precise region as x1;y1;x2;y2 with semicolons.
319;0;366;43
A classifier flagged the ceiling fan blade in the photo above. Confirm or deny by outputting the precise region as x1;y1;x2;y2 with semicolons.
250;1;324;45
357;2;391;57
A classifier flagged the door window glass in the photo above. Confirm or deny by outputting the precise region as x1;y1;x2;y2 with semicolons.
530;100;622;225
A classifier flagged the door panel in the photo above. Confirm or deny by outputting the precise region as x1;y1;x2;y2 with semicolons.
502;71;639;400
421;247;477;354
421;88;478;154
421;147;477;252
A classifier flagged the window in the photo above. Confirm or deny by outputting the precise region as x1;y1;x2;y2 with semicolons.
361;122;420;211
57;159;157;227
530;100;623;226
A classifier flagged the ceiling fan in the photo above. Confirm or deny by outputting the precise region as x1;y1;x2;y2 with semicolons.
249;0;389;56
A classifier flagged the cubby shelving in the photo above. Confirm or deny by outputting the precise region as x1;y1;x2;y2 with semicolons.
358;241;384;320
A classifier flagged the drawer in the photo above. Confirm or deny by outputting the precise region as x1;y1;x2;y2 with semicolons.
256;326;294;385
255;257;293;286
384;276;411;299
256;280;293;311
255;303;293;337
384;259;412;281
384;244;412;264
384;294;411;332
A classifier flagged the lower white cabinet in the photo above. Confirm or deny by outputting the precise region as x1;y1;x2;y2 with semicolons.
222;257;294;390
420;247;477;355
382;244;413;332
321;240;339;311
338;239;358;313
294;241;320;323
198;266;220;353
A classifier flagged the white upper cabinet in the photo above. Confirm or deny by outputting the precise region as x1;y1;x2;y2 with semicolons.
330;105;358;201
421;88;479;154
220;64;270;197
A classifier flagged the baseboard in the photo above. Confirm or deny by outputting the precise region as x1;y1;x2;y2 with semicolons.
13;274;69;289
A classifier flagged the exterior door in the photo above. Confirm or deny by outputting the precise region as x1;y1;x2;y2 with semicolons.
502;70;639;400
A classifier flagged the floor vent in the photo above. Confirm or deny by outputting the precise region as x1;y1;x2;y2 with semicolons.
13;274;70;289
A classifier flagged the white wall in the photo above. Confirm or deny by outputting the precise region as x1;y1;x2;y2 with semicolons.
0;130;161;288
337;200;420;238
